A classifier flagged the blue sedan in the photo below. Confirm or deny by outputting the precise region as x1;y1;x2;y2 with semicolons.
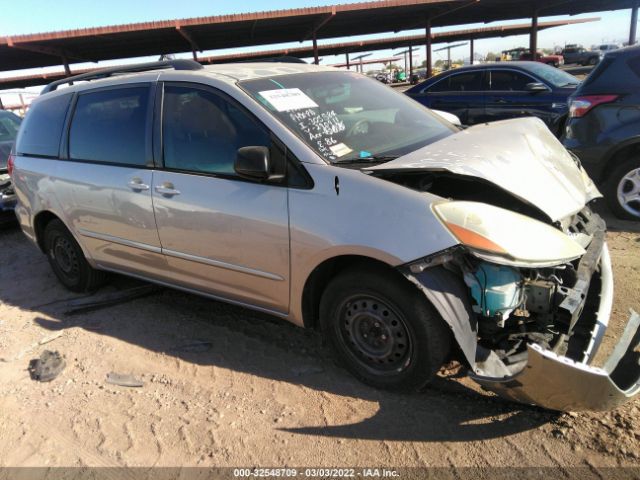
405;62;580;136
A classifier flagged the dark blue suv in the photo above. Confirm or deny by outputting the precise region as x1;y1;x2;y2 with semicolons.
405;62;579;136
563;45;640;220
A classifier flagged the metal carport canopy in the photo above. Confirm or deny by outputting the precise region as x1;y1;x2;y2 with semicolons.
0;0;633;72
0;18;598;90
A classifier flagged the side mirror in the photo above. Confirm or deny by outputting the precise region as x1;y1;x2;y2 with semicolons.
526;82;548;93
235;146;271;181
431;109;462;127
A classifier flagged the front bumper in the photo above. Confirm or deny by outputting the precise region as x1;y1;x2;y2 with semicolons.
471;245;640;411
473;314;640;411
0;189;17;223
0;192;16;212
0;177;16;213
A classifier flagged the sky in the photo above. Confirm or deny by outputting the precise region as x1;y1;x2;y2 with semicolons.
0;0;636;103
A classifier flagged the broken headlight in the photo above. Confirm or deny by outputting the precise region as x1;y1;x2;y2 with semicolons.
432;201;585;267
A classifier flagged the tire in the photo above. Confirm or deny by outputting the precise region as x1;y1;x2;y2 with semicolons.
319;266;451;391
44;219;108;292
588;57;598;66
604;158;640;220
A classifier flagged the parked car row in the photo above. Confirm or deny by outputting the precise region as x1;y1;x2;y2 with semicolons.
405;45;640;220
405;61;579;136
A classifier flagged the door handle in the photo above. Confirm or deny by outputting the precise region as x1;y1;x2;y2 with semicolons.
492;97;508;104
155;183;181;197
127;178;150;191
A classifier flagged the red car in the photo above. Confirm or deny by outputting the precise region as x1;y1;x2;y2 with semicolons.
503;48;564;67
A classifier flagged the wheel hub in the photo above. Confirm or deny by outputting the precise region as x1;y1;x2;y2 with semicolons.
340;295;411;372
617;167;640;218
52;237;78;275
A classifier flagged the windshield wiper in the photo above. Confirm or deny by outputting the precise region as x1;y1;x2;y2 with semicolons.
334;155;398;165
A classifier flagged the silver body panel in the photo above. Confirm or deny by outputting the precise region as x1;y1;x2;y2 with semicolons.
152;170;290;313
368;117;601;222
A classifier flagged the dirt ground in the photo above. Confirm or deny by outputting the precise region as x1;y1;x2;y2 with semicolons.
0;205;639;475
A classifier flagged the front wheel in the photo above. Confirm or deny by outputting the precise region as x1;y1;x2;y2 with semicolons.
319;266;451;391
44;219;108;292
604;158;640;220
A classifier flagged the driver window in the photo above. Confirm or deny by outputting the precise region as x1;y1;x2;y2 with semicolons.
162;85;271;175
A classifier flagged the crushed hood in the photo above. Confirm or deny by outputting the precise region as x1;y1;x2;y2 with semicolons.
367;117;601;222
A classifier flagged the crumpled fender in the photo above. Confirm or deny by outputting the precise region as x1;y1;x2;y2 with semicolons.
404;266;478;367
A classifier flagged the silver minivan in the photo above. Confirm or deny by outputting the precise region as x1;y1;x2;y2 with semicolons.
10;60;640;411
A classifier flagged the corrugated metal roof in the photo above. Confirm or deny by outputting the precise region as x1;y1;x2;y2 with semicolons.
0;0;630;72
0;17;601;90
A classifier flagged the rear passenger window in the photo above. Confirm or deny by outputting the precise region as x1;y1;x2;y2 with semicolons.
162;85;270;175
16;93;71;157
489;71;532;91
69;87;149;166
427;72;483;92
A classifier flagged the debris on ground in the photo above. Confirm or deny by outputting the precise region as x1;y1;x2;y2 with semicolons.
105;372;144;388
28;350;66;382
1;331;65;363
63;285;160;315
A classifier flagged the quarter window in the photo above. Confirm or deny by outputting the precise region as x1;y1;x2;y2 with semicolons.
162;85;270;175
69;87;149;166
16;93;71;157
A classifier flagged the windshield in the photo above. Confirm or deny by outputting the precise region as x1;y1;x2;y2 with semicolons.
240;71;455;163
0;111;21;169
525;63;580;87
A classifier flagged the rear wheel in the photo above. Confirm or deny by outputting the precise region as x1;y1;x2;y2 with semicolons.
319;266;451;391
604;158;640;220
44;219;107;292
588;56;598;66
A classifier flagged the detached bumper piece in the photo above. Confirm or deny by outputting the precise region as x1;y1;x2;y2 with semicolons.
472;310;640;411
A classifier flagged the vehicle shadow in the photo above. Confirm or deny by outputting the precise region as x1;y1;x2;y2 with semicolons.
0;223;556;443
593;199;640;233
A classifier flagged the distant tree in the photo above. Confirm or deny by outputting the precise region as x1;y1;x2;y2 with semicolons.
434;59;446;68
485;52;499;62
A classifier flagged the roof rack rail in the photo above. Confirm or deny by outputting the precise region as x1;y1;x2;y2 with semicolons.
234;56;307;64
41;59;203;94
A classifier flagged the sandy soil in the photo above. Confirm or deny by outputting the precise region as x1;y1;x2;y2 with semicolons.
0;208;639;473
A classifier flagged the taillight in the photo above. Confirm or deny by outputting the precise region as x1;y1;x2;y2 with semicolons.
7;153;15;177
569;94;619;118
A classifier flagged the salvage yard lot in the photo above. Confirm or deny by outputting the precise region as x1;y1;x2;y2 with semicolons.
0;209;639;470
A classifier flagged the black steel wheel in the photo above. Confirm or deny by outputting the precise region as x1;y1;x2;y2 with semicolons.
44;219;108;292
338;293;413;375
320;265;451;391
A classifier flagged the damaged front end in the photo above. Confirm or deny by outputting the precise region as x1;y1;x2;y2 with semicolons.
402;204;640;412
